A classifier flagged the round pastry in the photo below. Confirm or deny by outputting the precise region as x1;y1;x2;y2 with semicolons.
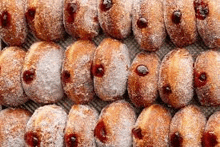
92;38;130;101
26;0;65;41
158;48;194;109
61;40;96;104
0;108;31;147
169;105;206;147
203;111;220;147
98;0;132;39
164;0;197;47
195;0;220;48
194;50;220;106
24;105;67;147
0;0;27;46
63;0;100;39
22;41;64;104
127;52;160;107
132;0;166;51
0;47;28;106
64;105;98;147
94;100;136;147
132;104;171;147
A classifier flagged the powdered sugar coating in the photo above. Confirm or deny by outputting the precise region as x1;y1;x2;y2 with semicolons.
128;52;160;107
133;104;171;147
0;0;27;46
158;48;194;109
196;0;220;48
62;40;96;104
194;50;220;106
22;41;64;104
27;0;65;41
164;0;197;47
65;105;98;147
25;105;67;147
132;0;166;51
95;100;136;147
169;105;206;147
0;47;28;106
93;38;130;101
98;0;133;39
63;0;99;39
0;108;31;147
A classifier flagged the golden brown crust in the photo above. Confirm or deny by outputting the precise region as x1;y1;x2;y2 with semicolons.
98;0;132;39
22;41;64;104
158;48;194;109
194;50;220;106
26;0;65;41
0;108;31;147
62;40;96;104
63;0;100;39
164;0;197;47
0;46;28;106
132;0;166;51
169;105;206;147
92;38;130;101
132;104;171;147
65;105;98;147
127;52;160;107
0;0;27;46
94;100;136;147
196;0;220;48
25;105;67;147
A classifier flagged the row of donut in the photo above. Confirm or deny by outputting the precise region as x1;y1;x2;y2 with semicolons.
1;101;220;147
0;38;219;108
0;0;219;51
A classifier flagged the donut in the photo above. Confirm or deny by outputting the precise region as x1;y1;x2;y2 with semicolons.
62;40;96;104
64;105;98;147
158;48;194;108
24;105;67;147
92;38;130;101
0;0;27;46
94;100;136;147
0;108;31;147
63;0;100;39
132;0;166;51
0;46;28;106
22;41;64;104
127;52;160;107
26;0;65;41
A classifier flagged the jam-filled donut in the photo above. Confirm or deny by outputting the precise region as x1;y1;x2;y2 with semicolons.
62;40;96;104
164;0;197;47
194;50;220;106
0;47;28;106
127;52;160;108
26;0;65;41
22;41;64;104
158;48;194;109
132;0;166;51
169;105;206;147
94;100;136;147
92;38;130;101
98;0;132;39
195;0;220;48
64;105;98;147
132;104;171;147
0;108;31;147
24;105;67;147
63;0;100;39
203;110;220;147
0;0;27;46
